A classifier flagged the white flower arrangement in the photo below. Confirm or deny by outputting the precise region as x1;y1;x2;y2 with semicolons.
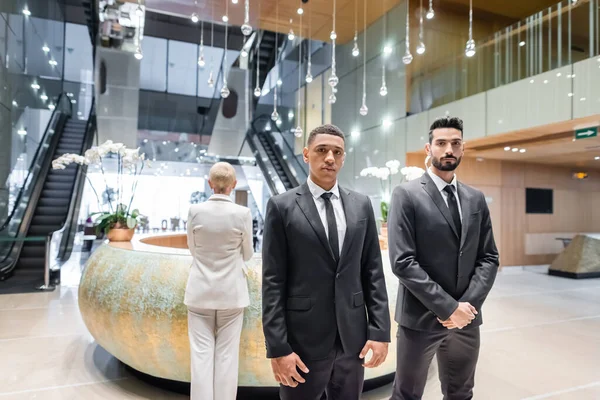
360;160;425;223
52;140;150;234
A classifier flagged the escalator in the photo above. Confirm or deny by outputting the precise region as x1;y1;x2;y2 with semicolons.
243;114;308;195
17;119;89;274
0;94;96;291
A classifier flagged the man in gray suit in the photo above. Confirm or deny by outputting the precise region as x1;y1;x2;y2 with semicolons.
262;124;391;400
388;116;499;400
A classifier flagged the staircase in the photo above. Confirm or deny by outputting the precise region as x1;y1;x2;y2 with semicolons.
14;119;87;279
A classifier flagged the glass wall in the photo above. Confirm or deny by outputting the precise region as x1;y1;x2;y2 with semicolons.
0;3;94;225
410;0;600;112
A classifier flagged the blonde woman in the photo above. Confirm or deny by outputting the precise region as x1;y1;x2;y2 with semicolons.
184;162;253;400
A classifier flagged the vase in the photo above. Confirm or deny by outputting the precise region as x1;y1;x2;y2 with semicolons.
379;222;389;250
380;222;388;237
107;224;136;242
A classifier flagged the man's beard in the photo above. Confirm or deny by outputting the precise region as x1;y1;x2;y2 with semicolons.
432;155;461;171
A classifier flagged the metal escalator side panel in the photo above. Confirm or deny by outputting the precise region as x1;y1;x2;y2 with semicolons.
0;112;69;278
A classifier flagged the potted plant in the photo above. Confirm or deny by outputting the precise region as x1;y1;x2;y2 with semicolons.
52;140;149;242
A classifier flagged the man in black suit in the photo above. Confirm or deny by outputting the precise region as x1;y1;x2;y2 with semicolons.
262;124;391;400
388;116;499;400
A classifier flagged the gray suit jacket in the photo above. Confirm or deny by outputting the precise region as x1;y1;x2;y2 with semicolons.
262;183;391;360
388;172;499;331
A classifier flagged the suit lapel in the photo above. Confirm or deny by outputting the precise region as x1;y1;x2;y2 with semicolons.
421;174;460;239
338;187;356;270
295;184;337;262
457;182;471;249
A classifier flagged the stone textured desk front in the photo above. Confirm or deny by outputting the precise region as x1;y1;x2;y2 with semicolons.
78;234;399;385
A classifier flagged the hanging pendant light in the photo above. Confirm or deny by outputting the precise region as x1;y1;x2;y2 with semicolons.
221;1;230;98
465;0;476;57
305;1;313;83
271;2;280;122
403;0;413;64
198;19;205;67
328;0;338;89
207;70;215;87
288;19;295;41
208;2;216;88
191;2;199;23
380;0;388;97
426;0;435;19
359;0;368;116
295;10;304;137
417;0;426;54
271;91;279;121
352;0;359;57
241;0;252;36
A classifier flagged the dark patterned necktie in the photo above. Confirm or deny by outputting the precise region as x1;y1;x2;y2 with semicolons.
443;185;462;238
321;192;339;261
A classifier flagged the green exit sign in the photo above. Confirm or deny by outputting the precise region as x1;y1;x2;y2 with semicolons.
575;127;598;140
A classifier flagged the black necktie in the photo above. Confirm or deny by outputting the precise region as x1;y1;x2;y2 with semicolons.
321;192;339;261
443;185;462;238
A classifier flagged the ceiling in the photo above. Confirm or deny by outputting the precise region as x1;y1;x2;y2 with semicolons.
142;0;564;45
468;132;600;170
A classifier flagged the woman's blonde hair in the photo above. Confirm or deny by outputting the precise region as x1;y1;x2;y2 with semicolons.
209;162;236;193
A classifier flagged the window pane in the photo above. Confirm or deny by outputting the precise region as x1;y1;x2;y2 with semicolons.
167;40;197;96
64;23;93;83
25;17;63;79
140;36;167;91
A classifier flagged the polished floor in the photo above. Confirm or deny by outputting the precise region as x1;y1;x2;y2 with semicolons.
0;254;599;399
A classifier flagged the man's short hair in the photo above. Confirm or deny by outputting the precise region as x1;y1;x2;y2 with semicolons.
428;116;464;143
307;124;346;146
209;162;236;193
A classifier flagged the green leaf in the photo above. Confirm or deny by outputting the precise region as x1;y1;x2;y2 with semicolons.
126;217;137;229
131;209;139;219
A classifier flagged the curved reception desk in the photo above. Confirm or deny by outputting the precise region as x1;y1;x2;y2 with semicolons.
78;234;399;387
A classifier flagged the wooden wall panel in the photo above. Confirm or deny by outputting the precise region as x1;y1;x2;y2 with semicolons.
402;155;600;266
500;188;526;267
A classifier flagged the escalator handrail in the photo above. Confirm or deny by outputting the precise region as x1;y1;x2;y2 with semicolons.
0;92;72;232
0;96;72;275
56;98;97;261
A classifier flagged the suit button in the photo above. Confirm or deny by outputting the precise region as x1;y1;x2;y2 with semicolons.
459;251;463;257
336;273;340;279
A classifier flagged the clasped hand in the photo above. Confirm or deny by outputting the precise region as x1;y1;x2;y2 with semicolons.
437;302;477;329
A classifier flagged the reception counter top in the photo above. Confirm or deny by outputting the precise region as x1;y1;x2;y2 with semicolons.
78;233;399;386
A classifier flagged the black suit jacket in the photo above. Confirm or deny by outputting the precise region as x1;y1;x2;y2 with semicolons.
262;183;391;361
388;172;499;331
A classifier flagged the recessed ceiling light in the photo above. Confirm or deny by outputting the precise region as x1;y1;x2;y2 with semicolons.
504;146;510;151
519;41;526;47
568;93;574;97
595;156;600;160
519;149;526;153
580;97;586;101
556;72;562;77
543;80;549;84
529;79;534;83
512;148;519;152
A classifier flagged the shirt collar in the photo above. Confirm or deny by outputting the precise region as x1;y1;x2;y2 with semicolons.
307;176;340;200
209;194;233;202
428;167;458;193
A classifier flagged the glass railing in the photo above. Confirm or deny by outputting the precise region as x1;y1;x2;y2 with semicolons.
0;93;72;263
410;0;600;112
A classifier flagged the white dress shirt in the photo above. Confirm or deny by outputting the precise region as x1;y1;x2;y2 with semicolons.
307;177;347;256
427;167;463;221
